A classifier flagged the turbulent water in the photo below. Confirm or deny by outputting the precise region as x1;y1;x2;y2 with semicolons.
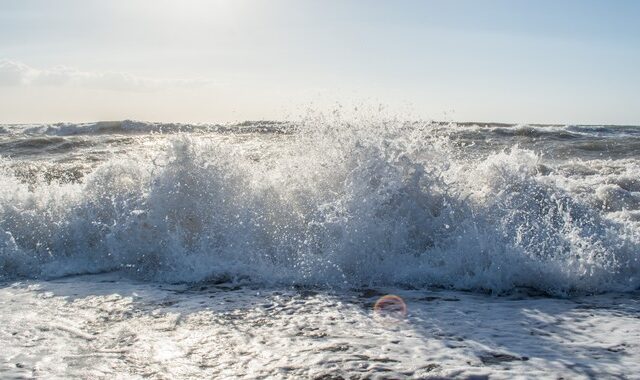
1;118;639;295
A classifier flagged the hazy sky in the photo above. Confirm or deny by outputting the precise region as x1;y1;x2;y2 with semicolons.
1;0;639;124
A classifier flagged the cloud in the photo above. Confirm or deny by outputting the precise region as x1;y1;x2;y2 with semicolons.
0;59;213;91
0;60;34;85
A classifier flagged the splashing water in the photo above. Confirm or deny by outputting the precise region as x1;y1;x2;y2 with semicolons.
0;115;639;294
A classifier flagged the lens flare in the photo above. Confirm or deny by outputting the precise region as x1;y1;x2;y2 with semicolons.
373;295;407;318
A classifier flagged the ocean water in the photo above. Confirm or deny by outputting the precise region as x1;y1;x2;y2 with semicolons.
2;118;639;294
1;118;640;378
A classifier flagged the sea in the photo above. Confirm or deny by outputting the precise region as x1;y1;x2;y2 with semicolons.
1;117;639;379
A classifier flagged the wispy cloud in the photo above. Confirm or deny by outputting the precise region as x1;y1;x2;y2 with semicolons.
0;59;213;91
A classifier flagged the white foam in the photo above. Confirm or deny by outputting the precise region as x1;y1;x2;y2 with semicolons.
1;274;639;379
0;119;638;294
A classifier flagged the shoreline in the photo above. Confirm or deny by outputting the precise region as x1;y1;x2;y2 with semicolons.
2;273;639;379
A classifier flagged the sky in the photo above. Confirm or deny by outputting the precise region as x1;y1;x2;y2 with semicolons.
0;0;639;125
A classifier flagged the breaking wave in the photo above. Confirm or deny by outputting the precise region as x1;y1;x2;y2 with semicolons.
1;118;639;294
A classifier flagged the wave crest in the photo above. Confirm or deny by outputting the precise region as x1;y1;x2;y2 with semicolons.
1;119;638;294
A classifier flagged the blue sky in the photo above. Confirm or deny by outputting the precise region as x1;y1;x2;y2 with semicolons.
1;0;639;124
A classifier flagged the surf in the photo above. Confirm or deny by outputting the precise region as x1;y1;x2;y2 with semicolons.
0;118;638;295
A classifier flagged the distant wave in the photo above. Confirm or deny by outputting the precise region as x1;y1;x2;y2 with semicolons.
0;120;293;136
2;120;639;138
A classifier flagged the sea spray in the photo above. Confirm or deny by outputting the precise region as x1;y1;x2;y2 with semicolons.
0;118;639;294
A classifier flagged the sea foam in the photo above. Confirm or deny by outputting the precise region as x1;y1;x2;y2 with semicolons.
1;118;638;294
